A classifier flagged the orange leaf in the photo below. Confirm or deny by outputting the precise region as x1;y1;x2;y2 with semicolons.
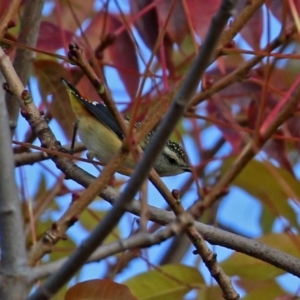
65;279;137;300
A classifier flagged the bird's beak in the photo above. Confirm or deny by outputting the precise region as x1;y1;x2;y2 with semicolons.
183;167;192;173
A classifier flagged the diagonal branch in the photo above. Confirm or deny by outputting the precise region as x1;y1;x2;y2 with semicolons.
5;0;45;131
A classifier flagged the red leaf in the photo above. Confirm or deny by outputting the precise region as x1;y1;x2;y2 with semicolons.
206;59;261;109
33;60;75;140
267;0;300;27
130;0;159;51
207;100;243;153
75;76;101;106
65;279;137;300
263;136;294;175
0;0;13;20
184;0;221;41
130;0;175;73
84;12;140;100
246;96;278;131
46;0;95;31
37;21;74;51
287;116;300;152
247;99;258;130
156;0;189;44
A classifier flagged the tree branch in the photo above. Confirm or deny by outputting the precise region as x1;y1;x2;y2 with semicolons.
28;199;300;282
0;74;28;299
5;0;45;131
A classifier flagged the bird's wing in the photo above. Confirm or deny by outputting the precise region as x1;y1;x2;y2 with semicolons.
80;100;124;140
61;78;124;140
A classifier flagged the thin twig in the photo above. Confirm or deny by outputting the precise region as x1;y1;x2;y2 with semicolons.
5;0;45;131
14;143;86;167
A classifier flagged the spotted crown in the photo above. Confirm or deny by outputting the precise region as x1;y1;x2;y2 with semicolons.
166;140;188;164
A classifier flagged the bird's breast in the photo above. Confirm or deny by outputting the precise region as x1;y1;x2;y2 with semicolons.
77;117;135;169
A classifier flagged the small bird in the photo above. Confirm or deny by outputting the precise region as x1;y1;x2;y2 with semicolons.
61;78;191;176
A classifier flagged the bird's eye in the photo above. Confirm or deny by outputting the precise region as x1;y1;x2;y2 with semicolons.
168;157;177;165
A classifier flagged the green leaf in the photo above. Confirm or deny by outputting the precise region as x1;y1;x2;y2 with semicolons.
173;35;195;77
27;219;53;248
65;279;137;300
52;282;69;300
50;237;76;262
243;281;287;300
33;173;47;201
123;264;204;300
32;174;59;212
221;233;300;279
221;158;299;229
197;285;223;300
236;278;287;300
79;208;120;244
259;206;276;234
